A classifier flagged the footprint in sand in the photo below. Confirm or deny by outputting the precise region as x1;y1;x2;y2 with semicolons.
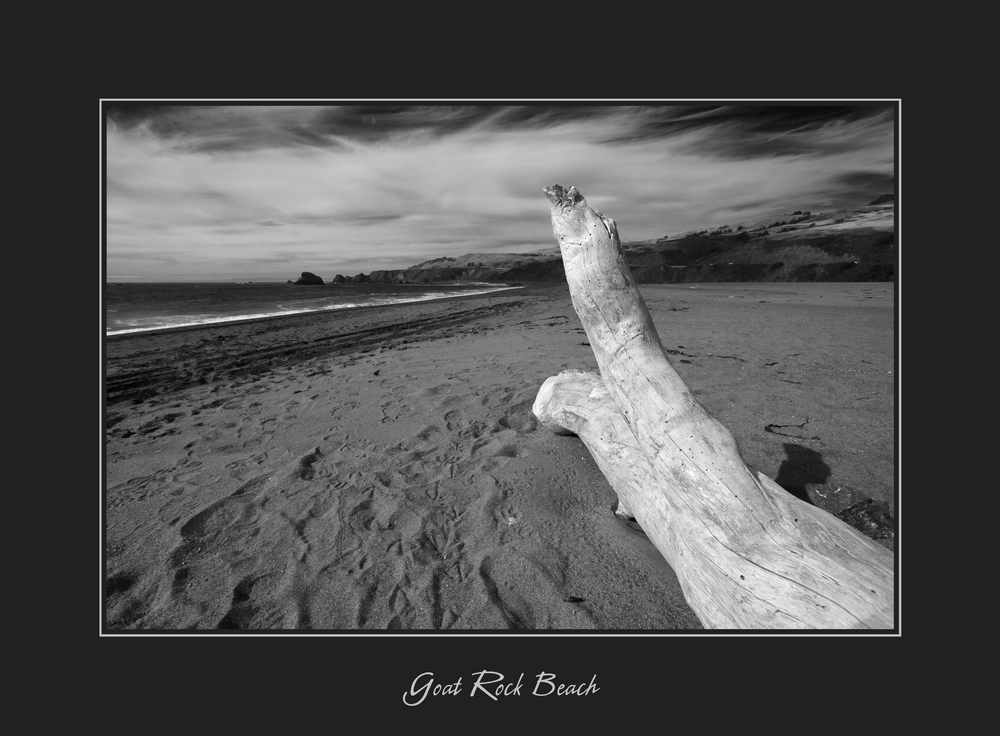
444;409;464;432
166;474;272;600
106;571;160;629
476;550;595;630
496;399;539;433
296;447;323;480
473;441;519;473
356;581;381;628
347;497;377;533
106;570;139;599
216;574;263;629
388;514;466;629
215;573;288;629
478;555;534;629
379;398;415;424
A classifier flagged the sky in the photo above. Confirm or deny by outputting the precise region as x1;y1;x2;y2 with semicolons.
104;102;896;282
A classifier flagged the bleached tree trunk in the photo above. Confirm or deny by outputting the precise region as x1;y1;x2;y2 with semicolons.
534;369;643;520
534;184;894;629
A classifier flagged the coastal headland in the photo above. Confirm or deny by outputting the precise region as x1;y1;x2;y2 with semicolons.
323;200;895;286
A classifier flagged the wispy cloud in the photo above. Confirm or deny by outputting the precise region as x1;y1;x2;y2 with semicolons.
104;102;896;281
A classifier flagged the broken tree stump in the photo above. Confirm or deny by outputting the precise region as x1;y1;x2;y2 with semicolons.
533;184;894;629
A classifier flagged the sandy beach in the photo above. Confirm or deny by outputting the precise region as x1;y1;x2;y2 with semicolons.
104;281;895;631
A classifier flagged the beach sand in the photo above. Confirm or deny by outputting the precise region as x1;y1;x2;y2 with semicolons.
104;281;895;631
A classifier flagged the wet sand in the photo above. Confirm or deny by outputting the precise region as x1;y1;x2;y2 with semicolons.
104;281;895;631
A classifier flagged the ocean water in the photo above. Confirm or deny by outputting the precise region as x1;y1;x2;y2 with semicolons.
104;281;523;336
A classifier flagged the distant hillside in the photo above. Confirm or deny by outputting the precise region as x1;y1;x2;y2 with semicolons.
867;193;894;206
330;200;895;284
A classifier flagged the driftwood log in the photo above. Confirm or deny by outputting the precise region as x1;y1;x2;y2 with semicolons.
532;184;894;629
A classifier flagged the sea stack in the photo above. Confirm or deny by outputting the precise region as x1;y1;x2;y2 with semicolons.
294;272;325;285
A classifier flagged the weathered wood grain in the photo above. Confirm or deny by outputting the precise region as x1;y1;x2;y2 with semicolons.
534;184;894;629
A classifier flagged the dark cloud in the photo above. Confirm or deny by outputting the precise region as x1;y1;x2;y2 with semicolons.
311;106;494;138
350;214;405;225
304;105;641;142
830;170;896;201
104;104;498;152
104;102;895;160
602;104;895;158
104;102;187;129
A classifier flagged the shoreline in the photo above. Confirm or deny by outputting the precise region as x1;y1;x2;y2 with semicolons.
105;285;556;405
105;282;529;338
104;281;894;631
